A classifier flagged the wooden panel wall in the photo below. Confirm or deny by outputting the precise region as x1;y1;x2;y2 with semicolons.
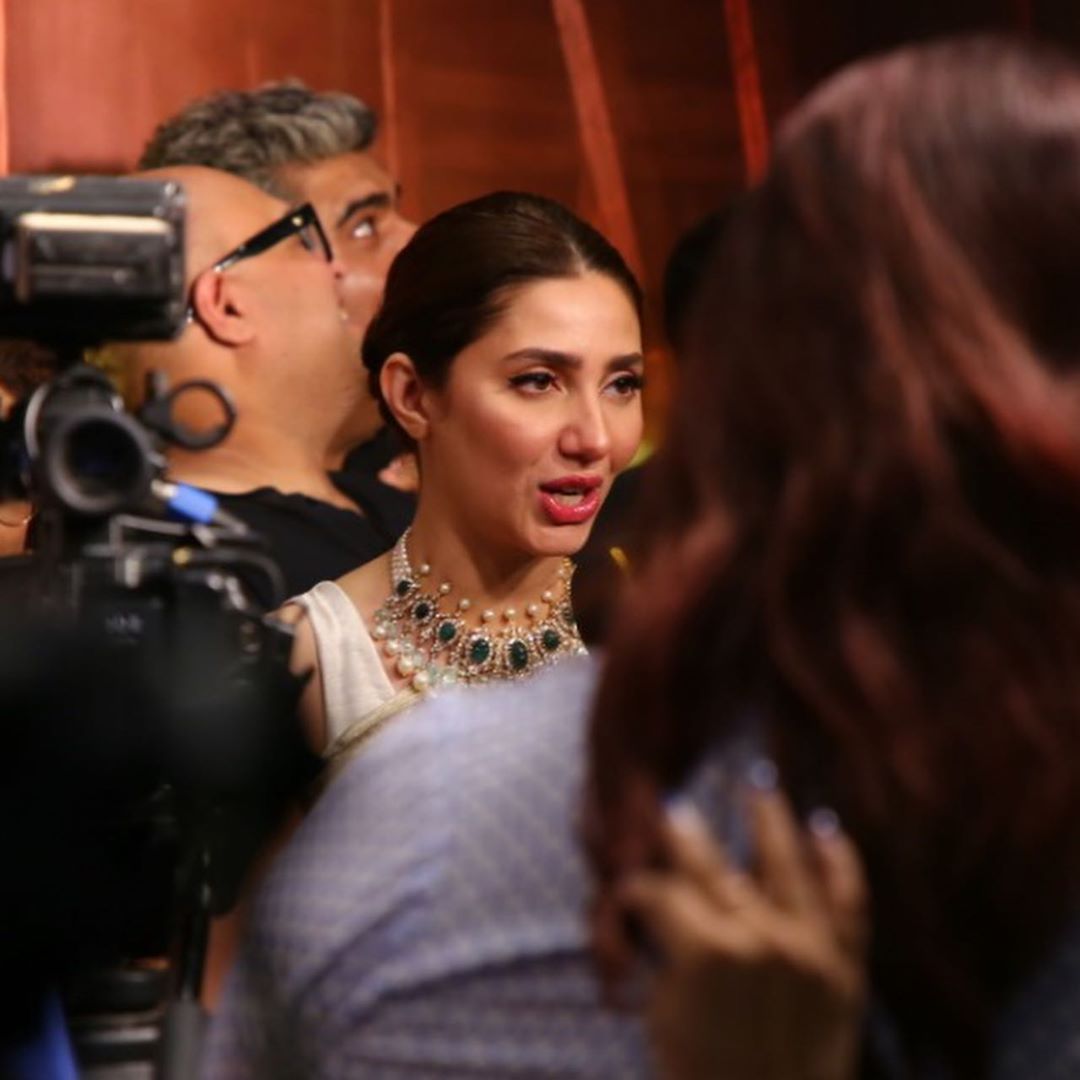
387;0;583;211
6;0;386;173
0;1;747;314
0;0;754;433
2;0;1075;375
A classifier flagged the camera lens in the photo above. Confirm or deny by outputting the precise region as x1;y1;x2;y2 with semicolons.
44;409;155;515
65;418;142;497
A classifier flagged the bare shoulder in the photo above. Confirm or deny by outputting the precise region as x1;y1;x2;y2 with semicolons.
273;598;325;751
276;600;317;672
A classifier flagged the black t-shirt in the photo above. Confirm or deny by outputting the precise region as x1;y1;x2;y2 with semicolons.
329;475;414;547
215;480;405;610
331;429;416;542
217;431;417;608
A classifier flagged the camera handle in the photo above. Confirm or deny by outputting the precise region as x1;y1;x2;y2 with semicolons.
158;849;213;1080
139;370;236;451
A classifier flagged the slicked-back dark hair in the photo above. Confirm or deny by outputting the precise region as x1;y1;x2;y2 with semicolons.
361;190;641;436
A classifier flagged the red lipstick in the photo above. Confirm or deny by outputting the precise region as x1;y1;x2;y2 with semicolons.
538;475;604;526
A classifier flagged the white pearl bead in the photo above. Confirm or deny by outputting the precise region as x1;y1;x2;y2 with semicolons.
458;598;472;611
504;608;517;620
385;639;401;656
526;603;540;618
438;582;451;595
541;590;554;603
411;669;431;692
372;624;387;640
397;655;416;676
482;608;496;622
418;562;431;575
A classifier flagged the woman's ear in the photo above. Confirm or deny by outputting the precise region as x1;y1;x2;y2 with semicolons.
380;352;432;441
189;269;256;347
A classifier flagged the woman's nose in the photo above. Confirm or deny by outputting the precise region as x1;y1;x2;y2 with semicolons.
558;394;612;463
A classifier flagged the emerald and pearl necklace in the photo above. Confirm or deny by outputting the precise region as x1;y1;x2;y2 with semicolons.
371;527;586;693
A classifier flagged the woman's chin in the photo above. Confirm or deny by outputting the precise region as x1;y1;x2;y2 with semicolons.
524;520;596;559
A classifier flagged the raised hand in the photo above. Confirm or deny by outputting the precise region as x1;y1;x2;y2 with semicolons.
618;773;868;1080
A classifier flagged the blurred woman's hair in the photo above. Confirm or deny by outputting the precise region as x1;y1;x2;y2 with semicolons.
361;191;641;440
661;207;732;351
589;36;1080;1076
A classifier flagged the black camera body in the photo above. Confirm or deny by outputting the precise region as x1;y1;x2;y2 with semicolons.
0;175;188;514
0;177;314;1077
0;173;186;343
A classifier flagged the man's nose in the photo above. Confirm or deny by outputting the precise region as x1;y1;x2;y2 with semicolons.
328;252;348;281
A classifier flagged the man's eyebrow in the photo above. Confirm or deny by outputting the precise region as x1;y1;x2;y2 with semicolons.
502;348;645;370
335;190;395;228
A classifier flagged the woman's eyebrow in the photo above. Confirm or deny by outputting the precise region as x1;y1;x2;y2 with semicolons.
502;348;645;371
502;347;579;367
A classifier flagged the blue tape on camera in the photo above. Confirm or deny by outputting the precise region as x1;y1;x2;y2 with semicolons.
167;482;219;524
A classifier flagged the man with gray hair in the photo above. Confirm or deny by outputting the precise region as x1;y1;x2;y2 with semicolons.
140;82;418;507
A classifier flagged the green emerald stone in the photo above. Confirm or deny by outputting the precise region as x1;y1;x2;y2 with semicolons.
469;638;491;665
395;579;413;597
413;601;432;620
437;621;457;643
541;629;561;652
508;640;529;671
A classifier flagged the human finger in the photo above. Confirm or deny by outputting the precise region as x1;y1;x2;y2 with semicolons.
618;868;748;966
745;760;821;914
807;809;869;960
662;801;757;911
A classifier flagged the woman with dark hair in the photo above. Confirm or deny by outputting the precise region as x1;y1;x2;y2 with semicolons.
209;35;1080;1080
591;35;1080;1079
285;191;644;757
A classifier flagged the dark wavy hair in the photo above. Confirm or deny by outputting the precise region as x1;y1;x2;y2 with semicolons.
589;36;1080;1076
361;190;641;439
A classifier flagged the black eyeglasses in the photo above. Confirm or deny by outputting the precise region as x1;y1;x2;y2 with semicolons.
211;202;332;272
186;202;333;322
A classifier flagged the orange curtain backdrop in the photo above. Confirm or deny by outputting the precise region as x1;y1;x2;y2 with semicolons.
724;0;769;184
377;0;400;178
4;0;386;174
551;0;643;279
2;0;754;249
0;0;8;176
0;0;767;423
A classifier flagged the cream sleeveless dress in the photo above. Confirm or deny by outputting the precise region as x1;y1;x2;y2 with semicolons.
288;579;421;760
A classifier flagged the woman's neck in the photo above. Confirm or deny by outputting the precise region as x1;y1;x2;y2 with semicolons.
405;503;567;620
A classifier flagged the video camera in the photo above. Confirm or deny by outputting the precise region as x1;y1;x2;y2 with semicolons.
0;177;316;1079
